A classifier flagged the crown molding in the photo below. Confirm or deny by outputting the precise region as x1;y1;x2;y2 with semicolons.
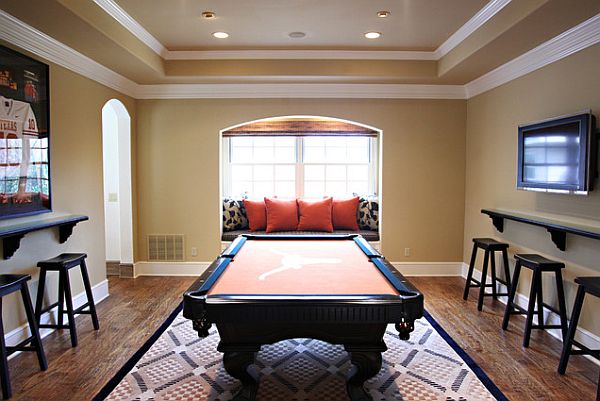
135;83;466;100
164;50;437;61
465;13;600;98
0;10;137;97
434;0;511;59
95;0;507;62
92;0;167;57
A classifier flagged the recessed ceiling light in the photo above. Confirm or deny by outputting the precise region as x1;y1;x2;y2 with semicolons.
212;31;229;39
364;31;381;39
288;32;306;39
202;11;216;19
377;11;391;18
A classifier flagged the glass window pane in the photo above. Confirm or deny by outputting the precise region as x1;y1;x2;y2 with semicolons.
304;137;325;147
348;180;368;195
254;147;274;163
304;181;325;198
274;137;296;147
347;147;369;163
326;181;347;197
254;165;274;180
275;165;295;181
231;146;252;163
326;165;346;180
347;165;368;181
304;165;325;180
274;181;295;197
346;137;369;148
231;165;252;181
326;146;346;163
230;137;253;147
231;181;252;197
253;181;274;197
253;137;274;147
303;146;325;163
274;147;295;163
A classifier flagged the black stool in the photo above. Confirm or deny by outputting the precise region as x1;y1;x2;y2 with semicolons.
0;275;47;399
558;277;600;374
502;254;568;347
34;254;99;347
463;238;511;311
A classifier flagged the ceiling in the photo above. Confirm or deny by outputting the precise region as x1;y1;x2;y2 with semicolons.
0;0;599;91
113;0;488;51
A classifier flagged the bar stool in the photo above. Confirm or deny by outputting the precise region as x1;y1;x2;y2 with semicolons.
463;238;511;311
558;277;600;374
502;254;568;347
0;275;47;399
34;254;99;347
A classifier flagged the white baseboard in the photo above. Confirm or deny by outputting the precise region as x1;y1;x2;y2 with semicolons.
4;279;109;359
133;262;210;277
392;262;464;276
461;262;600;366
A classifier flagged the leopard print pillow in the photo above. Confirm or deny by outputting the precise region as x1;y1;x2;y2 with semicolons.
222;198;248;231
357;197;379;231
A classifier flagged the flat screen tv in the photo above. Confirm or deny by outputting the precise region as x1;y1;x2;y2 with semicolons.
517;111;597;195
0;45;51;219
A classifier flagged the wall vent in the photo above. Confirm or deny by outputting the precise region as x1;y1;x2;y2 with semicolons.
148;234;185;261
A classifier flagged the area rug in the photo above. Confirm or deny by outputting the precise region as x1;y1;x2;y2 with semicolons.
94;305;508;401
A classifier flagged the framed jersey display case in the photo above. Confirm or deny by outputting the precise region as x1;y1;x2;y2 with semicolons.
0;45;51;219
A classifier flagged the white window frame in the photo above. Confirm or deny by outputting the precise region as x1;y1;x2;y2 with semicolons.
222;136;379;199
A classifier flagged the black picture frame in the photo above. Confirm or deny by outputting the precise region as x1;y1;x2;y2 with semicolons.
0;45;51;219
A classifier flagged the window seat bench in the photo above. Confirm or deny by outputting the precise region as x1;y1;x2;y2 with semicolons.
221;229;380;242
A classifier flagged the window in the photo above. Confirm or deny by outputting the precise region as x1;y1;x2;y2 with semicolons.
223;135;378;199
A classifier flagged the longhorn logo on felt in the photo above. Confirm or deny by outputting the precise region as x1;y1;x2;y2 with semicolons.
258;250;342;281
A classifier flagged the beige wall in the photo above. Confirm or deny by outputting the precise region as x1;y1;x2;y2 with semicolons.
464;43;600;336
0;42;136;334
136;99;466;262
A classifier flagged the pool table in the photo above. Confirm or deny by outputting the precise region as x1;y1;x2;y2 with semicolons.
183;234;423;401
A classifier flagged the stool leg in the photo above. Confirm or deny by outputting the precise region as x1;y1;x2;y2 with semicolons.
554;270;568;341
477;250;490;311
0;299;11;400
61;270;78;347
502;260;521;330
558;284;585;374
20;283;47;371
502;248;511;292
536;272;544;329
463;243;478;300
490;251;498;299
34;269;47;325
57;274;64;328
523;269;541;348
80;259;99;330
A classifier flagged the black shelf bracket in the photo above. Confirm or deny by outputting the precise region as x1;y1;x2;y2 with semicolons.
2;234;25;260
490;215;504;232
547;229;567;251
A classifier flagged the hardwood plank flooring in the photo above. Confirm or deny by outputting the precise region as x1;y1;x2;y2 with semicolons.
5;276;598;400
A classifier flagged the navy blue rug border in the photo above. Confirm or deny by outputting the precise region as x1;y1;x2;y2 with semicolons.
423;310;509;401
93;305;509;401
92;302;183;401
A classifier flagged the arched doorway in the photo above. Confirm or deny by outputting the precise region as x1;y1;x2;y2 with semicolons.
102;99;133;277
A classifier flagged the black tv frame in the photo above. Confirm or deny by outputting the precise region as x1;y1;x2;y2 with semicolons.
0;45;52;219
517;111;597;194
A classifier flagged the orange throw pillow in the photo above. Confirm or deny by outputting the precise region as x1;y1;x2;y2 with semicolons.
243;199;267;231
297;197;333;232
332;197;359;231
265;197;299;233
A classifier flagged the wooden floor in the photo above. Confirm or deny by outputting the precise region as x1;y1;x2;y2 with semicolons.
6;276;599;400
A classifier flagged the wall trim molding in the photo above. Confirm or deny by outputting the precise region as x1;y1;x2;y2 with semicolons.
4;279;109;358
0;10;138;97
164;49;437;61
390;262;464;277
465;13;600;98
92;0;167;57
135;83;467;100
134;261;210;277
434;0;511;59
2;9;599;100
461;262;600;367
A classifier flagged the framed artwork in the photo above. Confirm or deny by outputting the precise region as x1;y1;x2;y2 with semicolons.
0;45;51;219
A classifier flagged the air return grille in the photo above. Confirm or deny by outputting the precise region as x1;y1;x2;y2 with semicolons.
148;234;185;261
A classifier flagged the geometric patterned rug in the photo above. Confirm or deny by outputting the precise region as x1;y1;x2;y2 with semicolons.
95;306;508;401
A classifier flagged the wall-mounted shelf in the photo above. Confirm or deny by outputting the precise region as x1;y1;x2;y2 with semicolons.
0;214;89;259
482;209;600;251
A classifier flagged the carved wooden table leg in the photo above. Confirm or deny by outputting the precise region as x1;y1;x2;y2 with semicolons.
345;349;383;401
223;351;259;401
